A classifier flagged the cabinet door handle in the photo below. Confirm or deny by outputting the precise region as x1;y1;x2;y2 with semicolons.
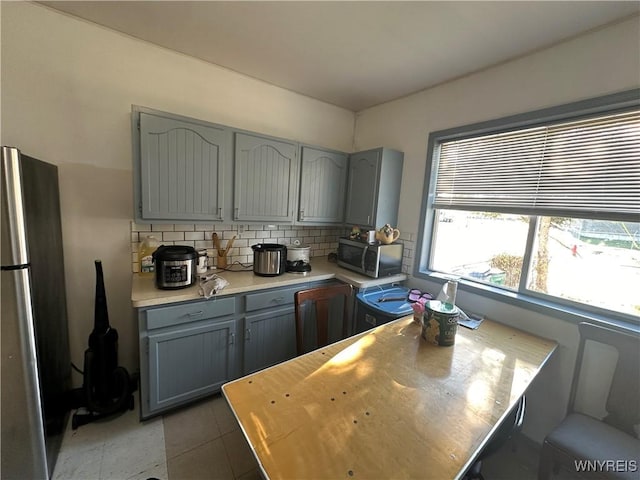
246;328;251;341
187;311;204;317
299;209;304;220
218;207;223;220
229;332;235;345
234;207;239;220
271;296;285;303
367;215;370;224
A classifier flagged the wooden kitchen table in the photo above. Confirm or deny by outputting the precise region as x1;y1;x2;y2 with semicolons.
222;317;557;480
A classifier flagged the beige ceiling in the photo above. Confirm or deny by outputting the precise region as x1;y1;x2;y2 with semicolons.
39;1;640;111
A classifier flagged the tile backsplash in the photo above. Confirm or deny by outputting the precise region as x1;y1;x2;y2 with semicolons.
399;232;416;275
130;222;416;274
130;222;347;273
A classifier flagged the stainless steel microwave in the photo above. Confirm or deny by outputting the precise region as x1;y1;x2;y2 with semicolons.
337;238;403;278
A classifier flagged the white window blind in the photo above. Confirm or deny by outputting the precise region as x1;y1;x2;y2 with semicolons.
434;109;640;221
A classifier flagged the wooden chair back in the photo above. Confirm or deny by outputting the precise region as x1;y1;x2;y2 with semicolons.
568;322;640;436
294;283;352;355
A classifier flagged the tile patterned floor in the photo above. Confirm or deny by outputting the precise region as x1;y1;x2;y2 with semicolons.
52;393;167;480
163;395;259;480
52;392;259;480
54;391;573;480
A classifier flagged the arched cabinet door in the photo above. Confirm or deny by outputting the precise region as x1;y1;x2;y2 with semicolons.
298;147;348;224
233;132;298;223
138;112;228;221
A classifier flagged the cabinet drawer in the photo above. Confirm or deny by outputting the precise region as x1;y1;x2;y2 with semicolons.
245;286;302;312
146;297;236;331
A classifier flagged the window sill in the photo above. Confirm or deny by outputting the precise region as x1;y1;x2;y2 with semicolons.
416;270;640;335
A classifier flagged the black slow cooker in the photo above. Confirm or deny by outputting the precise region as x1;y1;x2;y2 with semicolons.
152;245;198;289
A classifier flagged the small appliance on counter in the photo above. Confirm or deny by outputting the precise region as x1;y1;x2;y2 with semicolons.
286;240;312;274
337;237;403;278
252;243;287;276
152;245;198;289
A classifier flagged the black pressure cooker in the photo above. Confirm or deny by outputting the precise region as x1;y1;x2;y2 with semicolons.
152;245;198;289
252;243;287;276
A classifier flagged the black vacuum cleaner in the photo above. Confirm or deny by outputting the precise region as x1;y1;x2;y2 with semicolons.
70;260;136;429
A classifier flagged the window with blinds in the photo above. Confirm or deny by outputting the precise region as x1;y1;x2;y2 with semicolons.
434;110;640;221
417;89;640;325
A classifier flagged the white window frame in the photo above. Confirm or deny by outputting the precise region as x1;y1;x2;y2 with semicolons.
414;89;640;328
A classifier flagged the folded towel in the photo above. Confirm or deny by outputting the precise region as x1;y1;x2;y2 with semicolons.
198;274;229;299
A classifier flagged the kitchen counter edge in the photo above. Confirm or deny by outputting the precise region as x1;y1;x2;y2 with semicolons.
132;258;407;308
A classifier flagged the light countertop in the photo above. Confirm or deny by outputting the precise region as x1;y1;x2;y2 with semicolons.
132;257;407;308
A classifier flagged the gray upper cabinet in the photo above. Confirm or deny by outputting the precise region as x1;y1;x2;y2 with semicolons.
344;147;404;230
134;108;228;222
233;132;299;223
132;106;404;228
298;146;348;224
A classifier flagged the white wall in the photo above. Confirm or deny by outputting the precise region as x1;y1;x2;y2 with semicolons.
353;15;640;443
0;2;355;385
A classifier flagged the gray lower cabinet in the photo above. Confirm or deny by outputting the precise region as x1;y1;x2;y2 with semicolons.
138;280;353;419
138;297;238;419
133;107;229;222
147;319;236;412
243;306;296;374
344;147;404;229
242;284;301;373
242;280;348;368
233;132;299;222
297;146;348;224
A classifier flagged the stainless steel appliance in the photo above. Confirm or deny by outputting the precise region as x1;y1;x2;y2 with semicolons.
152;245;197;289
252;243;287;276
337;237;403;278
1;146;71;479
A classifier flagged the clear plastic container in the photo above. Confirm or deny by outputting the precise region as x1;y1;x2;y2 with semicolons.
138;235;159;277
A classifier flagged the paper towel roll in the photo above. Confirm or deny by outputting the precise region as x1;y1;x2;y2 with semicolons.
437;280;458;305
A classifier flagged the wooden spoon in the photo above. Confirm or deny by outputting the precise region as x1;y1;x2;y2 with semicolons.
225;235;237;255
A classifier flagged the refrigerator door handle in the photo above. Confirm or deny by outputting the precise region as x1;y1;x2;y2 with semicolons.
1;146;30;266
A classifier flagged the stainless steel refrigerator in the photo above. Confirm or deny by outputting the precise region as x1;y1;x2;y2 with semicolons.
1;146;71;479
